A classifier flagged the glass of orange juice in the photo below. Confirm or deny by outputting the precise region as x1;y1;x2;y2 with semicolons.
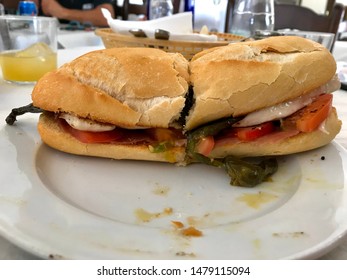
0;16;58;84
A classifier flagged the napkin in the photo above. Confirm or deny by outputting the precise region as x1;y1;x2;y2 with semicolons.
101;8;218;42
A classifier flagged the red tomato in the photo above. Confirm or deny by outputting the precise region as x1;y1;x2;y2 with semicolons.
195;136;215;156
70;129;125;143
60;120;124;143
234;122;275;141
295;94;333;132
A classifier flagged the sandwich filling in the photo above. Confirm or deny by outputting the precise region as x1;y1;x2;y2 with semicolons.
189;77;341;158
56;77;340;157
58;113;186;151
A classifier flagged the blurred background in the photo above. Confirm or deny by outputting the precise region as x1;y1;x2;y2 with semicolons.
1;1;346;32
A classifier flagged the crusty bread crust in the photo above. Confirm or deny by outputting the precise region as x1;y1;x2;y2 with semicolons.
32;48;190;128
37;112;186;163
186;36;337;130
209;108;341;158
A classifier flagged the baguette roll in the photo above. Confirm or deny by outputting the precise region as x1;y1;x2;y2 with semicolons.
31;48;190;164
32;47;190;129
186;36;337;130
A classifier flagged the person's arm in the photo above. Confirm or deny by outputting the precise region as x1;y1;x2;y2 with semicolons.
41;0;115;27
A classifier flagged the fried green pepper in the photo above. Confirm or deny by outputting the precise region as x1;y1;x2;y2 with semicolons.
185;117;278;187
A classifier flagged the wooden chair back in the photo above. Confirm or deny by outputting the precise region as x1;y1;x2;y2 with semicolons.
275;3;344;51
274;3;344;34
225;1;344;35
225;0;235;33
1;0;20;14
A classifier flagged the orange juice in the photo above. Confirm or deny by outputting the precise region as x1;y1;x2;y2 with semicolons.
0;42;57;83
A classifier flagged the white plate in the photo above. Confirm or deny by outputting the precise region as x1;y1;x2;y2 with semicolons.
1;116;347;260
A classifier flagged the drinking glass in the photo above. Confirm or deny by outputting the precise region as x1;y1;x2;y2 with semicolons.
229;0;275;37
0;15;58;84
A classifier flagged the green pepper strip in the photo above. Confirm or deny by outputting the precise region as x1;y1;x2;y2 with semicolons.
185;117;278;187
5;103;43;125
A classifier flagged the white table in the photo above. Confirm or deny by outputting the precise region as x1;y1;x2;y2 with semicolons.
1;38;347;260
333;41;347;62
58;29;103;49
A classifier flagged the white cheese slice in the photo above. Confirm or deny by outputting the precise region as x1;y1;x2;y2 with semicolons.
234;77;341;127
59;113;116;132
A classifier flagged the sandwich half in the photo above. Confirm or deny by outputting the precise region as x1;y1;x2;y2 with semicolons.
32;47;190;163
184;36;341;161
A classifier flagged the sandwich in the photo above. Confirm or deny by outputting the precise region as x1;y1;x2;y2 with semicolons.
31;47;190;164
6;36;342;187
184;36;341;160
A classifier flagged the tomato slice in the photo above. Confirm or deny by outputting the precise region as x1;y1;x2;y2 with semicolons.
195;136;215;156
295;94;333;132
70;129;125;143
60;119;124;143
234;122;275;141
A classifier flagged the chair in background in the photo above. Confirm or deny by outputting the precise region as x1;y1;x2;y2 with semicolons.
225;1;344;34
114;0;181;21
224;0;235;33
274;3;344;34
1;0;20;14
172;0;180;14
275;3;344;50
113;0;147;20
325;0;336;16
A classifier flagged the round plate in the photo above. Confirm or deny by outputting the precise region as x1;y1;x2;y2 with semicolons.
1;117;347;259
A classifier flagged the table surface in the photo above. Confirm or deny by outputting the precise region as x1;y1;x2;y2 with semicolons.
1;32;347;259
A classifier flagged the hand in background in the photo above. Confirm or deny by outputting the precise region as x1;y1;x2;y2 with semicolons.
41;0;67;18
38;0;115;27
